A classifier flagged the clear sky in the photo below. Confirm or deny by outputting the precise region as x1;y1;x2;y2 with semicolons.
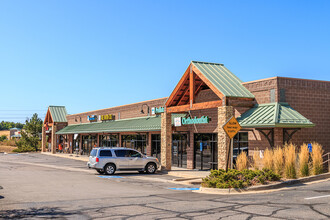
1;0;330;122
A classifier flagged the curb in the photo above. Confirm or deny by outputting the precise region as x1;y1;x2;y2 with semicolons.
195;172;330;194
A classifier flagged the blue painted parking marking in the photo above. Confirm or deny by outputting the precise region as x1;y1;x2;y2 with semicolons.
168;187;200;191
98;176;124;179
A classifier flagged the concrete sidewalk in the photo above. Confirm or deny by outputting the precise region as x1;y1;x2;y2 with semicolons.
41;152;210;180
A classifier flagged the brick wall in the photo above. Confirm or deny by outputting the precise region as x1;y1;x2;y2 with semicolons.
67;98;167;125
242;77;330;154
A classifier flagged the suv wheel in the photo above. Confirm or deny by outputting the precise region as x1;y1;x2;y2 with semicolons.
145;163;156;174
104;164;116;175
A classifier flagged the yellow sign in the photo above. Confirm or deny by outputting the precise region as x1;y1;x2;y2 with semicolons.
223;117;241;139
101;114;114;121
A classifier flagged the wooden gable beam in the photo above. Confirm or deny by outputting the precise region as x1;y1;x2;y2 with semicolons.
189;67;195;108
167;100;222;113
165;64;191;107
191;65;225;100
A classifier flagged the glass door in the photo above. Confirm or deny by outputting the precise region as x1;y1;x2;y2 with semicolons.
172;134;187;168
194;134;218;170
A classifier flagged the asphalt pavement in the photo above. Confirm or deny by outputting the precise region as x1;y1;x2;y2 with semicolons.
0;153;329;219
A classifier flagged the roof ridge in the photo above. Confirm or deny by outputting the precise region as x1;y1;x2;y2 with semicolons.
191;61;224;66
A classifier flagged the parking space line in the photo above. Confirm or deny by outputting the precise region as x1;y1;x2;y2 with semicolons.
98;176;124;179
168;187;200;191
304;194;330;200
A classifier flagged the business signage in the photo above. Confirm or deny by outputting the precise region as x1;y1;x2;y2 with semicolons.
174;117;182;127
152;107;165;115
100;114;115;121
182;116;209;125
174;116;210;126
87;115;97;121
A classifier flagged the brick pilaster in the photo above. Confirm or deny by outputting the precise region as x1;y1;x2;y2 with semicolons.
51;124;57;154
161;112;172;170
218;106;234;169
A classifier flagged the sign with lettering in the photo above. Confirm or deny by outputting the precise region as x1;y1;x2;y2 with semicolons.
182;116;209;125
101;114;115;121
87;115;97;121
174;117;182;127
155;107;164;114
222;117;241;139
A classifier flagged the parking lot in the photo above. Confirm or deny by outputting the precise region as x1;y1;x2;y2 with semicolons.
0;153;329;219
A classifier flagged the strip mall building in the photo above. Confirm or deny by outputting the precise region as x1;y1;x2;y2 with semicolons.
42;61;330;170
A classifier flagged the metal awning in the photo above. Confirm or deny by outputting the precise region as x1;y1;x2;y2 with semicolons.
237;102;314;128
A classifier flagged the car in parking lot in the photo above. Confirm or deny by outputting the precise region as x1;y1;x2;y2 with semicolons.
87;147;160;175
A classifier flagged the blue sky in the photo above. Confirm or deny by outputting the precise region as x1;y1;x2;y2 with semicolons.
1;0;330;122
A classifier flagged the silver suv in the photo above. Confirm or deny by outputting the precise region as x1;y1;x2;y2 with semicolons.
87;147;160;175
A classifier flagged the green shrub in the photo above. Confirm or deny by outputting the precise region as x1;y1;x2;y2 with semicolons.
202;168;281;189
299;144;310;177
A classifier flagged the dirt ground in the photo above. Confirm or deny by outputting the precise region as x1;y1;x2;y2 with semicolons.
0;145;17;153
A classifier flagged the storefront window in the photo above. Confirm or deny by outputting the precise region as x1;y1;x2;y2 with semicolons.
121;135;147;154
233;132;249;162
151;134;161;161
99;134;118;147
82;135;97;155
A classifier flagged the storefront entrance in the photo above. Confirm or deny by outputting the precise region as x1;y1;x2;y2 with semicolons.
194;133;218;170
151;134;161;161
172;133;187;168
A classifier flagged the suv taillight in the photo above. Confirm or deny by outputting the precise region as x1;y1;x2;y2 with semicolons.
96;157;99;162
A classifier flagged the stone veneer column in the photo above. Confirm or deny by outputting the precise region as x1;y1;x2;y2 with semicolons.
218;106;234;170
41;126;46;152
161;112;172;170
51;124;57;154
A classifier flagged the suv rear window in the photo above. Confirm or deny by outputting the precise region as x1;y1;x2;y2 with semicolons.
99;150;112;157
90;149;97;157
114;150;127;157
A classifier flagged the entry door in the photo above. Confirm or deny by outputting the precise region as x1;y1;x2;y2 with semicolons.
172;134;187;168
194;134;218;170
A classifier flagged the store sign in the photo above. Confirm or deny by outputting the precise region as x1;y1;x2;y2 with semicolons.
100;114;115;121
152;107;165;114
87;115;97;121
182;116;209;125
222;116;241;139
174;117;182;127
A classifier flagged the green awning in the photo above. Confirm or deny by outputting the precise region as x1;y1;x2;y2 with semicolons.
56;116;161;134
56;114;187;135
237;102;315;128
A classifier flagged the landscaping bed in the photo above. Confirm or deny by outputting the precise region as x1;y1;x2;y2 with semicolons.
201;169;281;189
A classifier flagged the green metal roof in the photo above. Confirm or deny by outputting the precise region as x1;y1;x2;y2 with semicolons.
237;102;315;128
56;114;188;135
49;106;67;123
192;61;255;99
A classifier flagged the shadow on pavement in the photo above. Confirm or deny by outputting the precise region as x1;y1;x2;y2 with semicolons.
0;207;78;219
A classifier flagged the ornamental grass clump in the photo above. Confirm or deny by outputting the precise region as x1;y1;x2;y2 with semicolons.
311;142;324;175
284;144;297;179
236;151;248;171
252;149;262;170
263;148;273;171
273;146;284;176
298;144;310;177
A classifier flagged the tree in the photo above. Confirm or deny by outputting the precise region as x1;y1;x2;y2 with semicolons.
16;113;43;152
